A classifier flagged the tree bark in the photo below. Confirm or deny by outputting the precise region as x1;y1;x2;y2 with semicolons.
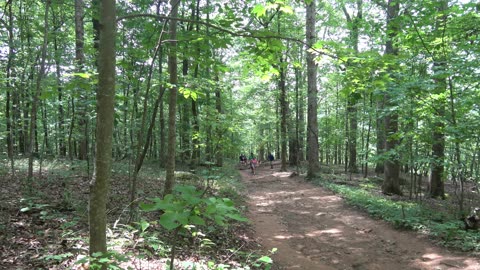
76;0;88;160
6;0;15;172
89;0;116;257
164;0;181;196
381;0;402;195
279;59;288;171
215;75;224;167
28;0;50;181
429;0;448;199
306;0;320;178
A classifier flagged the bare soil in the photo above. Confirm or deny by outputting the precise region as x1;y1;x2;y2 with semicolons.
240;163;480;270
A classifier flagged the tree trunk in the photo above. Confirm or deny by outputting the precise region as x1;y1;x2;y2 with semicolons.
28;0;50;181
215;75;223;167
375;98;385;174
164;0;180;196
279;60;288;172
381;0;402;195
6;0;15;172
89;0;116;257
429;0;448;199
76;0;88;161
306;0;320;178
342;1;362;174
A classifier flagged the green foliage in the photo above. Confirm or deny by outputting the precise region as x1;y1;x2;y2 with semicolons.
141;185;247;231
76;251;129;270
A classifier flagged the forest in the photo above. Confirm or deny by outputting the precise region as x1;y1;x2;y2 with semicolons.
1;0;480;269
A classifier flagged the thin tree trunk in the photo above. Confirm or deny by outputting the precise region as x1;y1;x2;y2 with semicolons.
429;0;447;199
89;0;116;258
28;0;50;182
76;0;88;161
6;0;15;173
279;59;288;172
164;0;181;196
215;74;223;167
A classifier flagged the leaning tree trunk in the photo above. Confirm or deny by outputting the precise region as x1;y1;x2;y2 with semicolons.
89;0;116;257
305;0;320;178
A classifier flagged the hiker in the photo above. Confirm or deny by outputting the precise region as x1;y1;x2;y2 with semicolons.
249;153;258;175
268;153;274;169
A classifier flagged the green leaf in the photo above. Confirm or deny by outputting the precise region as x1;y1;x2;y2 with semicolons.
257;256;273;264
279;5;293;14
139;220;150;232
190;215;206;226
252;4;267;17
91;252;103;258
159;212;180;230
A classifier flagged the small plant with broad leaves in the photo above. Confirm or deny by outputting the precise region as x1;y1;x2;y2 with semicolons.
141;185;247;231
75;251;129;270
141;185;248;269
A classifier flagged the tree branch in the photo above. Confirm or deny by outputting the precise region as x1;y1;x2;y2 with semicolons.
117;13;339;60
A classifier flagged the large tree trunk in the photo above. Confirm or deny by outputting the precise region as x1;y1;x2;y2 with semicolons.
89;0;116;257
164;0;180;196
306;0;320;178
381;0;402;195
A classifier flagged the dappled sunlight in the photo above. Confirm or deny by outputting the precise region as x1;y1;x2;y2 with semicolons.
273;234;295;240
415;251;478;269
306;228;343;237
291;210;312;215
422;253;442;260
272;172;294;178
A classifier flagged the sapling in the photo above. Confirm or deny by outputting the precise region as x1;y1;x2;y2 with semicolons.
140;185;247;269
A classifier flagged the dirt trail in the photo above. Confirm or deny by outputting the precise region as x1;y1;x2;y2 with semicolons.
240;164;480;270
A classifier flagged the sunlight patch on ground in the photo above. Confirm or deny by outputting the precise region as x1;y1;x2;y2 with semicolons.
305;228;343;237
272;172;293;178
422;253;442;260
273;234;294;240
416;252;474;269
292;210;312;215
316;195;341;202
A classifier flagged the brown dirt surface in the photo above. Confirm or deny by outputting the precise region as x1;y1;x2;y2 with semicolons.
240;163;480;270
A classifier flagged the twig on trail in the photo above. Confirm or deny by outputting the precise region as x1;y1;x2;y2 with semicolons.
441;261;461;268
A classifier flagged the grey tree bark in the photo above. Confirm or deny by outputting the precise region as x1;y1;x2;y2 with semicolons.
89;0;116;257
306;0;320;178
164;0;181;196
